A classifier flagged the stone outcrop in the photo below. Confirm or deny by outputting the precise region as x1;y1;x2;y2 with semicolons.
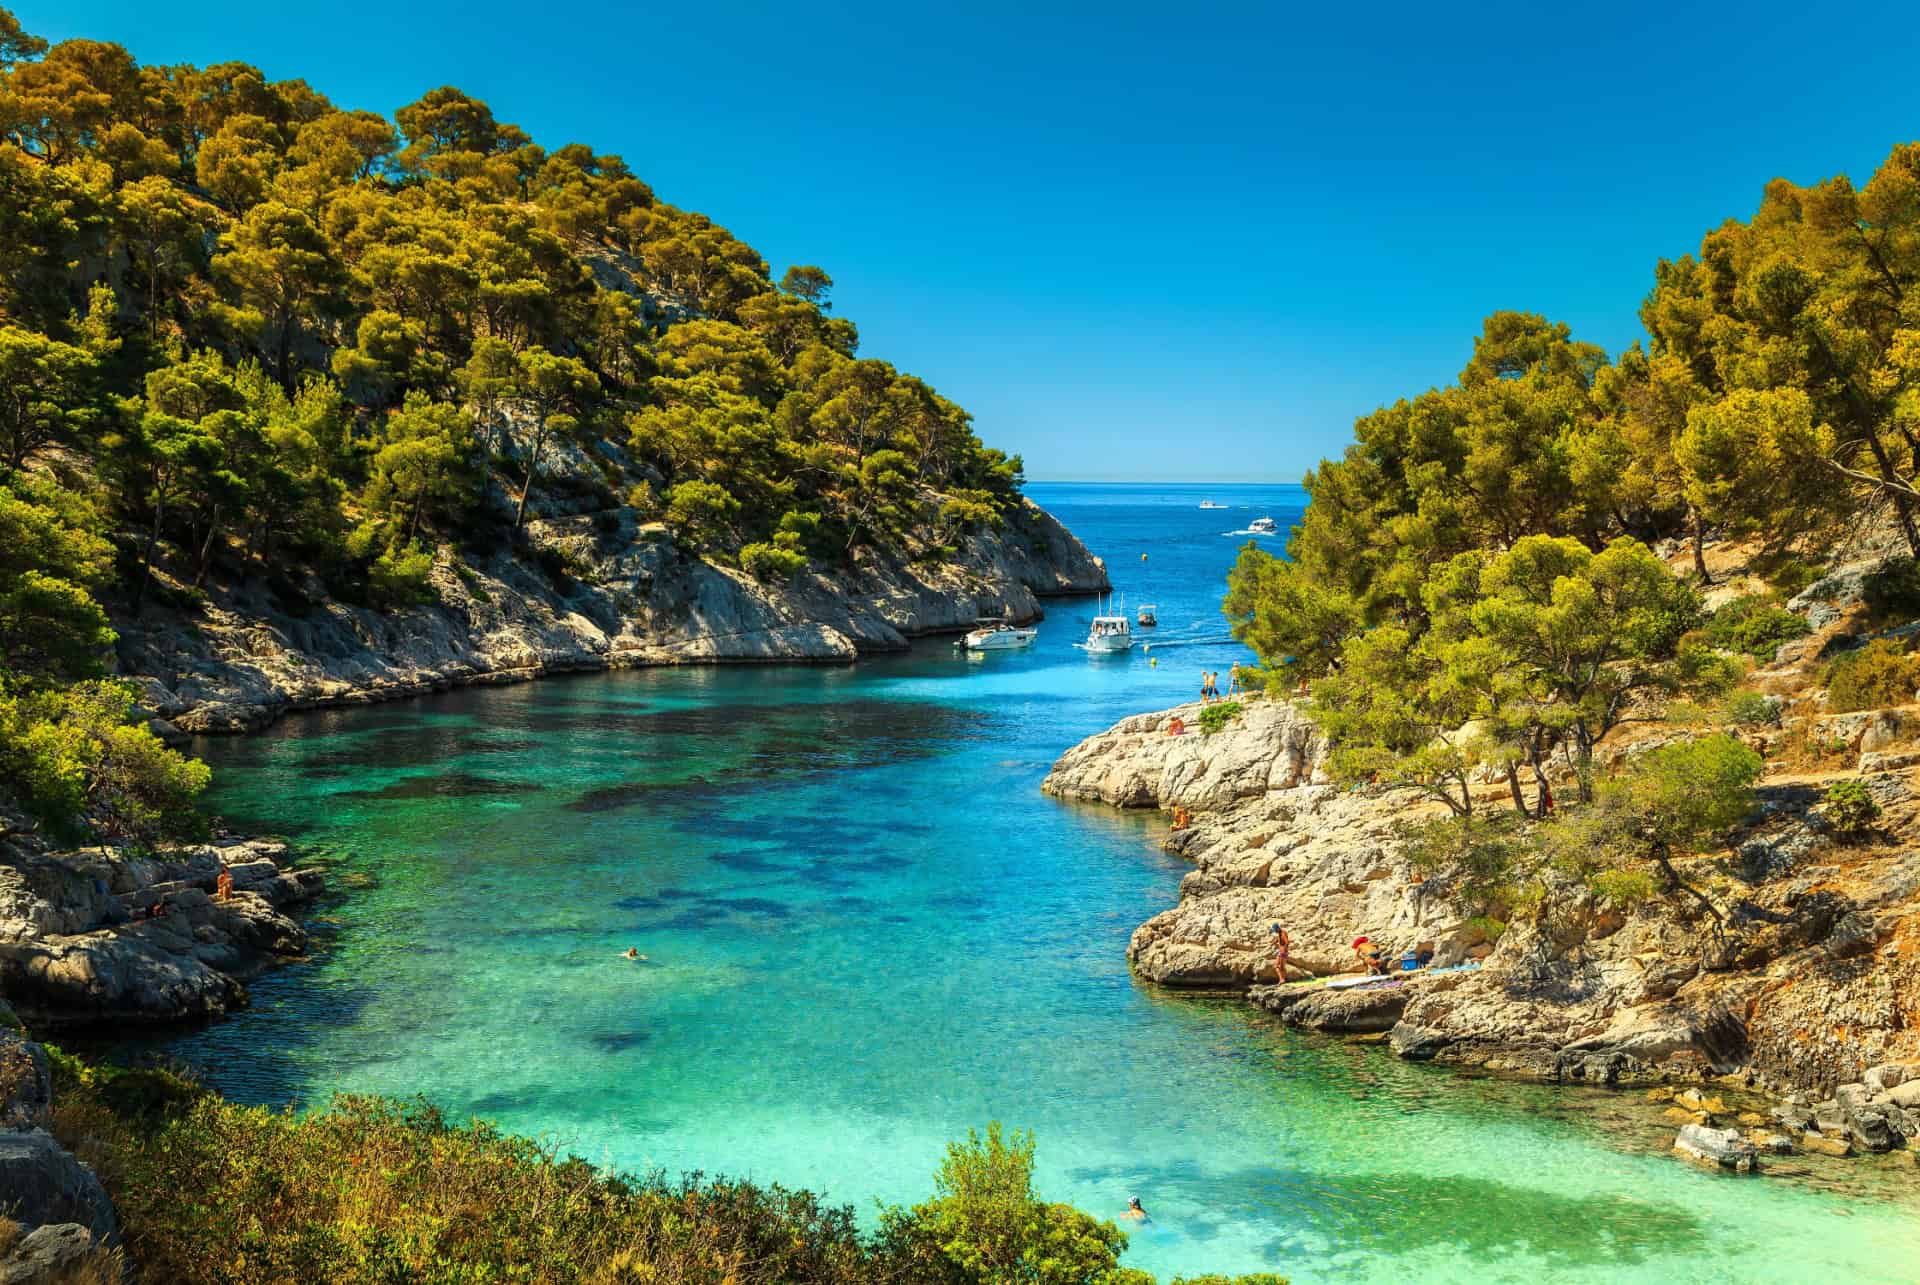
0;823;323;1028
0;1000;119;1282
1044;697;1920;1118
117;499;1109;734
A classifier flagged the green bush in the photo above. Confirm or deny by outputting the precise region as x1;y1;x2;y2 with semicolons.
876;1122;1141;1285
0;679;210;841
367;543;437;609
1698;594;1809;661
1824;639;1920;713
1198;701;1243;736
1821;779;1881;837
1863;558;1920;627
1722;689;1781;727
1587;867;1659;910
741;533;808;582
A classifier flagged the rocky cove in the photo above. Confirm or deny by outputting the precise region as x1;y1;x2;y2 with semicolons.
0;498;1110;1279
1042;689;1920;1177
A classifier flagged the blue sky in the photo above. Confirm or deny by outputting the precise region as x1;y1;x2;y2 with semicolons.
25;1;1920;481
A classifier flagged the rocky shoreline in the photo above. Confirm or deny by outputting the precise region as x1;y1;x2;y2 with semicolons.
1042;696;1920;1174
115;498;1109;736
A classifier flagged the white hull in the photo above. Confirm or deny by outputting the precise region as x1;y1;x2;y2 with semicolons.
963;626;1036;650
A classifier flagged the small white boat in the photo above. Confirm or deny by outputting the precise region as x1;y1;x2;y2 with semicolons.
1084;594;1134;653
1198;500;1227;510
960;619;1037;651
1136;603;1158;628
1248;516;1278;535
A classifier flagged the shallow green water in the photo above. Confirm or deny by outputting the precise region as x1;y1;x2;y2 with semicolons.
148;484;1920;1281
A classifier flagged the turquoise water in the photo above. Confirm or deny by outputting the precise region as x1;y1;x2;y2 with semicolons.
151;484;1920;1282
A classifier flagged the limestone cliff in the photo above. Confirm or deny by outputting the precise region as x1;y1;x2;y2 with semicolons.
116;497;1108;734
0;805;325;1028
1042;696;1920;1144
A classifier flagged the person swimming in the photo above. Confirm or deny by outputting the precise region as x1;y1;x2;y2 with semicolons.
1122;1196;1149;1221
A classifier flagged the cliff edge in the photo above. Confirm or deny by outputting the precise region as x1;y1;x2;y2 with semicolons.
117;497;1108;734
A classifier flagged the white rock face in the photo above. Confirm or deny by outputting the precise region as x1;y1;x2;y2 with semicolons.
116;499;1109;733
1040;699;1327;810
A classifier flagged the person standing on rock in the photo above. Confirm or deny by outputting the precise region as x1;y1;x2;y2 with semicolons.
1270;923;1292;983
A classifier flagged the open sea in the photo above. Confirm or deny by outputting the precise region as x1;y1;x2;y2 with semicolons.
143;483;1920;1282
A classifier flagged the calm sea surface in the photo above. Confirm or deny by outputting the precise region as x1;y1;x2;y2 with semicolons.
148;483;1920;1281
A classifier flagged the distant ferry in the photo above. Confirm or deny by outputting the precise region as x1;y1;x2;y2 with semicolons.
1199;500;1227;510
1248;516;1278;534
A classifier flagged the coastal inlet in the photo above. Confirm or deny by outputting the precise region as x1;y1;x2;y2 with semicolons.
134;484;1920;1283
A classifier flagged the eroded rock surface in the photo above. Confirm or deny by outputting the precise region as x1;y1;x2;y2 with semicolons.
1045;698;1920;1108
118;500;1108;734
0;827;322;1028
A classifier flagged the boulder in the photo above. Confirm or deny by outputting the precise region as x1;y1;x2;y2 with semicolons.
1673;1125;1760;1172
1864;1063;1911;1093
0;1222;114;1285
1845;1105;1900;1152
0;1130;115;1239
1881;1080;1920;1110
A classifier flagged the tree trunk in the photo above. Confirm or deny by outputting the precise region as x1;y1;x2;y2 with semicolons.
1651;840;1722;922
513;422;546;533
1689;507;1711;584
133;485;165;613
193;506;220;588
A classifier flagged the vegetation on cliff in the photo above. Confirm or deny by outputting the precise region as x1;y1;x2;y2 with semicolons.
1226;142;1920;922
0;4;1031;841
48;1052;1280;1285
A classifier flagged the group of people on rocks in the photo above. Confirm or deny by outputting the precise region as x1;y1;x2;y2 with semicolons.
1197;666;1245;704
1267;924;1437;982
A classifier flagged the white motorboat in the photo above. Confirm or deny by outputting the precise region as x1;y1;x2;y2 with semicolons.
1084;595;1134;653
1198;500;1227;510
959;619;1037;650
1248;516;1278;534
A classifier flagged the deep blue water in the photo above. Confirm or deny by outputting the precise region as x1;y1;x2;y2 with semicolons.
148;483;1920;1282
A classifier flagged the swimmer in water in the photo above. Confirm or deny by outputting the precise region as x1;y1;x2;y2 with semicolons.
1122;1196;1148;1221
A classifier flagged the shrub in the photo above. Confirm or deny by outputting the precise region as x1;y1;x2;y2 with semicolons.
1722;689;1781;727
876;1122;1137;1285
1824;639;1920;713
367;543;437;609
1863;557;1920;627
1822;779;1881;837
1587;867;1660;910
1198;701;1243;736
1698;594;1809;661
0;680;210;841
741;533;808;582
